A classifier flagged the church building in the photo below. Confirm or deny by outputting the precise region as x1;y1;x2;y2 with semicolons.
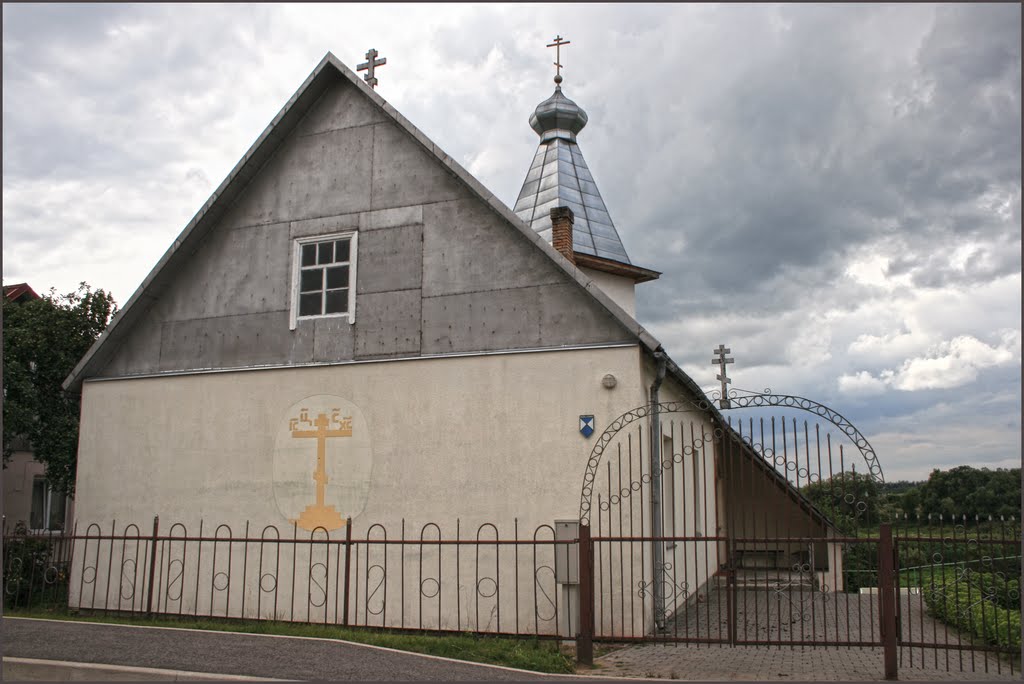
63;50;843;634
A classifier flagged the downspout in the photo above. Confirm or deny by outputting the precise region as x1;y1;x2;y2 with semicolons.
649;347;668;630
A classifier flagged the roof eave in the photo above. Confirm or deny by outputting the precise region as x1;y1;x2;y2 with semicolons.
573;252;661;283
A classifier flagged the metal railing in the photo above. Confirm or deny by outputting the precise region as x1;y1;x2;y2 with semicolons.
3;513;1018;679
3;518;576;639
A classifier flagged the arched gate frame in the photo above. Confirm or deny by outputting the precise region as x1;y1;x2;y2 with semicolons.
577;386;887;649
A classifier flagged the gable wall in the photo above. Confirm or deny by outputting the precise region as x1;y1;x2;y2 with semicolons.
100;74;632;378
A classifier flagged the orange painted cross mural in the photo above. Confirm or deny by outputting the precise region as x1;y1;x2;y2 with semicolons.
289;408;353;531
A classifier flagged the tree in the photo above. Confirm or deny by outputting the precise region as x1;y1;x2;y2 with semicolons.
3;283;117;495
800;469;884;533
915;466;1021;519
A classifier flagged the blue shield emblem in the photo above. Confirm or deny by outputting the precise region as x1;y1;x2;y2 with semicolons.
579;415;595;438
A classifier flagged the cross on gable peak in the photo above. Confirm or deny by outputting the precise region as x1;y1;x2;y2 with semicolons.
357;48;387;89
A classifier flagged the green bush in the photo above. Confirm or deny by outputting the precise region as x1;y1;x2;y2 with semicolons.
924;567;1021;654
2;529;70;609
971;571;1021;611
843;542;878;592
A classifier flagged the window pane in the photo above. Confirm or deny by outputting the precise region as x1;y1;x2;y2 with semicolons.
31;477;46;530
299;292;322;317
326;265;349;289
301;244;317;267
335;239;350;262
300;268;323;293
325;289;348;314
318;242;334;265
49;493;66;531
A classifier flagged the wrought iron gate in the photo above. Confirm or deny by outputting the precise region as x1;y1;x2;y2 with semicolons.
575;387;1020;677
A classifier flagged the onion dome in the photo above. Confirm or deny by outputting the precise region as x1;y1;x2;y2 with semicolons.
513;85;633;265
529;85;589;142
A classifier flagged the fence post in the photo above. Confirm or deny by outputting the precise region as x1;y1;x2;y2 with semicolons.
146;515;160;615
878;523;898;681
342;517;352;626
577;523;594;666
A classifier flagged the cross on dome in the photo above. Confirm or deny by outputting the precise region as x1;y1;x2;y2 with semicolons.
546;35;570;84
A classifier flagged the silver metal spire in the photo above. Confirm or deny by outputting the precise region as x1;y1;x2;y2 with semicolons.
512;40;633;264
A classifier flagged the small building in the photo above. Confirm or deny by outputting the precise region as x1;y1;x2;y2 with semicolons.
61;53;846;633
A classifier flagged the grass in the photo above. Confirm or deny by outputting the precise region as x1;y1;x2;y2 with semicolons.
6;605;576;675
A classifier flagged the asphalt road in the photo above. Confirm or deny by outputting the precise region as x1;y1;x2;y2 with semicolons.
1;617;591;681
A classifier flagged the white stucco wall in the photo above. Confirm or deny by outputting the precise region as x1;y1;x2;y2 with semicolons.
70;345;649;631
579;266;636;317
75;345;647;529
584;362;723;637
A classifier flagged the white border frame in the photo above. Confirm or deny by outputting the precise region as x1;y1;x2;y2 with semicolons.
289;230;358;330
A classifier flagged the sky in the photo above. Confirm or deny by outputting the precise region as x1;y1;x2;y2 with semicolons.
3;4;1021;483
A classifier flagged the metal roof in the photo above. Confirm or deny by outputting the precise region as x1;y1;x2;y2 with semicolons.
513;86;632;265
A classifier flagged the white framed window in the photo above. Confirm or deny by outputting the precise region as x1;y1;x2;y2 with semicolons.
30;476;67;532
290;231;358;330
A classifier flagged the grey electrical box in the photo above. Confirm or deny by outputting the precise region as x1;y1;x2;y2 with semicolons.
554;520;579;585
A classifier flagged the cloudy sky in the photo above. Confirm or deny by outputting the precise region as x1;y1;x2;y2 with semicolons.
3;4;1020;482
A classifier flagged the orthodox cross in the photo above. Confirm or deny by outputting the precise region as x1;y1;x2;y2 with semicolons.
546;35;570;84
290;409;352;530
357;48;387;89
712;344;734;409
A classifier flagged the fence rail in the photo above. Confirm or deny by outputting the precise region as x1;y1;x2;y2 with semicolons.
893;514;1021;676
3;514;1019;678
3;518;576;640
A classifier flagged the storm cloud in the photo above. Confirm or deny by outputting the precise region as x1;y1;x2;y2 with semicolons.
3;4;1020;481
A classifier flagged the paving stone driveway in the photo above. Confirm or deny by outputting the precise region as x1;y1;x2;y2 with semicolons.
588;587;1018;681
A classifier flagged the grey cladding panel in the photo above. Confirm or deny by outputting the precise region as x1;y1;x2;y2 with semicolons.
421;288;542;354
354;289;422;359
360;206;424;231
293;77;388;137
539;283;631;345
289;214;360;240
156;222;291;322
231;125;374;226
158;311;314;371
101;306;163;376
370;122;463;211
421;199;569;297
356;224;423;294
312;316;355;362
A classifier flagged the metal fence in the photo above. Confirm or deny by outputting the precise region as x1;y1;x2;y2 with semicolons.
3;518;577;639
894;514;1021;676
3;513;1019;678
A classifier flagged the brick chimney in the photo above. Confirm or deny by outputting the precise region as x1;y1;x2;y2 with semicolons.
550;206;575;265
